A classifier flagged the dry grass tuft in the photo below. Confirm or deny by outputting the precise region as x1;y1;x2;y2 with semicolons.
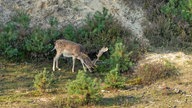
136;59;178;85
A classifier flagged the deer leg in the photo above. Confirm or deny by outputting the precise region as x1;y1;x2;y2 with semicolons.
53;57;56;71
80;59;87;72
84;63;92;72
53;53;61;71
56;59;61;71
72;57;76;72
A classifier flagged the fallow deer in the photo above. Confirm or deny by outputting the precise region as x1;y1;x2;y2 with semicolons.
52;39;108;72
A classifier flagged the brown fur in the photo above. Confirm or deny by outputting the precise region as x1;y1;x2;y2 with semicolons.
52;39;95;72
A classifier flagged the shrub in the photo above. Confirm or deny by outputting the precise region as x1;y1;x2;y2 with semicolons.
162;0;192;40
76;7;127;52
161;0;192;50
136;59;178;85
66;70;102;105
97;39;134;73
143;0;192;51
0;12;61;60
104;64;126;89
12;10;30;28
109;40;133;72
48;16;58;27
161;0;192;22
25;27;59;59
144;16;181;48
0;11;30;60
33;68;56;93
0;11;61;60
62;24;77;41
25;17;60;59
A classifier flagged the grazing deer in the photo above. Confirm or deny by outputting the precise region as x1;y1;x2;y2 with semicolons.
52;39;108;72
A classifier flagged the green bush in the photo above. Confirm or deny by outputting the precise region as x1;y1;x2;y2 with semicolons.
143;0;192;51
12;10;30;28
136;59;178;85
25;28;49;53
33;68;56;93
97;39;134;73
0;11;30;59
48;16;59;27
109;40;133;72
66;70;102;105
62;24;77;41
24;17;60;59
144;16;181;48
104;64;126;89
0;12;60;60
76;7;124;52
161;0;192;22
25;27;59;58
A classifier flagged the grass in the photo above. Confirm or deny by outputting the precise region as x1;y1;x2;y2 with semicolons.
1;53;192;108
0;57;72;107
136;59;178;85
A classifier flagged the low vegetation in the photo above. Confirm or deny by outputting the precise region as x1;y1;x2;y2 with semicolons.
0;11;60;60
104;64;126;89
65;70;102;106
33;68;56;93
136;59;178;85
142;0;192;51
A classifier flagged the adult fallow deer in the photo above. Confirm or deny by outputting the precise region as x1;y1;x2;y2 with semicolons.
52;39;108;72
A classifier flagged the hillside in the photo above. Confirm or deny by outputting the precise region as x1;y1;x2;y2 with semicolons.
0;0;146;37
